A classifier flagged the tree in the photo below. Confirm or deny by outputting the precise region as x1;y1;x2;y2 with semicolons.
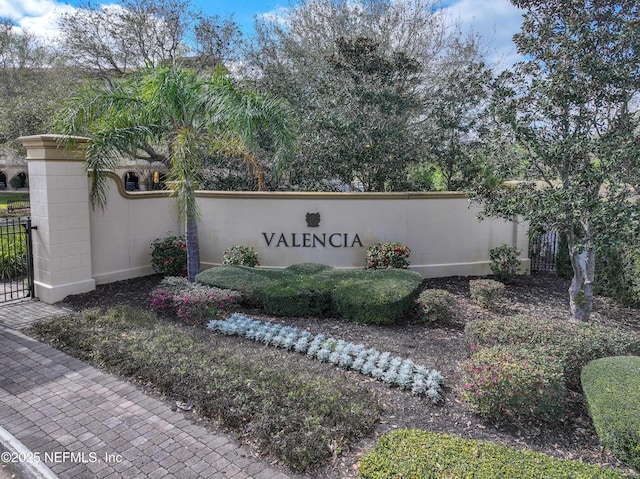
53;66;294;281
421;36;493;191
0;19;75;155
470;0;640;321
248;0;485;191
57;0;242;78
300;35;423;191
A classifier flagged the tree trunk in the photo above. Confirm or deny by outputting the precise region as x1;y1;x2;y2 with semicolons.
567;237;595;322
186;209;200;283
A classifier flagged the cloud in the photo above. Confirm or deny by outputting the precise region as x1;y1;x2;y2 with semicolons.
441;0;525;70
0;0;72;39
256;5;290;26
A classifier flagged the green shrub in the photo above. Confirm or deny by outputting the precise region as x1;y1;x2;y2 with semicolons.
595;241;640;307
9;175;23;189
329;269;422;325
196;264;422;324
460;345;566;423
489;244;522;282
417;289;456;323
196;265;278;304
150;234;187;276
0;229;27;279
285;262;334;275
582;356;640;470
465;316;640;386
259;274;333;317
365;241;411;270
359;429;633;479
222;244;260;267
469;279;504;310
29;306;381;473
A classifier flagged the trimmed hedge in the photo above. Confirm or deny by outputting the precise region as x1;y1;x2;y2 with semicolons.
196;263;422;324
465;316;640;386
582;356;640;469
259;273;333;316
328;269;423;324
359;429;634;479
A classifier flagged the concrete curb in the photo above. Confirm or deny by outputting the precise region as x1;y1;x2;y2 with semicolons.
0;426;58;479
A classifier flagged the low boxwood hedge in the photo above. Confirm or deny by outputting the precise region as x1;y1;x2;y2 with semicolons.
196;263;422;324
582;356;640;470
359;429;634;479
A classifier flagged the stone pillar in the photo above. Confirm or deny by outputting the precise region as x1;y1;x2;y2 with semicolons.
19;134;96;304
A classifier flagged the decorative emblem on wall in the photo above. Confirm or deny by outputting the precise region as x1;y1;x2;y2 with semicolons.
305;212;321;228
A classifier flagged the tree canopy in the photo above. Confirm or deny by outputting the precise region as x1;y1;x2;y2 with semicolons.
247;0;491;191
0;19;75;155
57;0;242;77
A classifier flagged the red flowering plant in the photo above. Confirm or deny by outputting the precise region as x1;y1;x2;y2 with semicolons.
150;234;188;276
488;244;521;282
365;242;411;270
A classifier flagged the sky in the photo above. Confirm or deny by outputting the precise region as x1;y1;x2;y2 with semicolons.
1;0;525;68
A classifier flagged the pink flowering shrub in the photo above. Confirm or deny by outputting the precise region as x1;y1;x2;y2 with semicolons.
150;277;241;326
465;316;640;387
366;242;411;270
461;345;566;423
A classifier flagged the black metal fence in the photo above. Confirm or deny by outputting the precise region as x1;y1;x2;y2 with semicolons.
0;216;34;302
528;229;558;273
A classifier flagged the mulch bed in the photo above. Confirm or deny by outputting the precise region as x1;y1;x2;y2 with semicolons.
60;272;640;478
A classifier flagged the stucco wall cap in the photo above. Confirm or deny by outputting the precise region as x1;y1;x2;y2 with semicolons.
18;134;91;161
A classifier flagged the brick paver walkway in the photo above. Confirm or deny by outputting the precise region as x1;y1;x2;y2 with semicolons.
0;301;302;479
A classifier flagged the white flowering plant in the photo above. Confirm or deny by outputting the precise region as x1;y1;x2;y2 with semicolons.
222;244;260;267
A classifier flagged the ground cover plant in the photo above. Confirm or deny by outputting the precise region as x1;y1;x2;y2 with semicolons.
196;263;422;324
28;305;381;473
359;429;633;479
209;313;444;402
57;273;640;478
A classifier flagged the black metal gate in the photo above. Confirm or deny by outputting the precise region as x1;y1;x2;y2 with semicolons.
528;228;558;273
0;216;35;302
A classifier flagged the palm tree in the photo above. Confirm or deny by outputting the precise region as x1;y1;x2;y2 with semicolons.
53;66;294;281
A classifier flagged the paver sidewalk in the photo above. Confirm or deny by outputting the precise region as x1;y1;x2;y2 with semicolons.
0;302;301;479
